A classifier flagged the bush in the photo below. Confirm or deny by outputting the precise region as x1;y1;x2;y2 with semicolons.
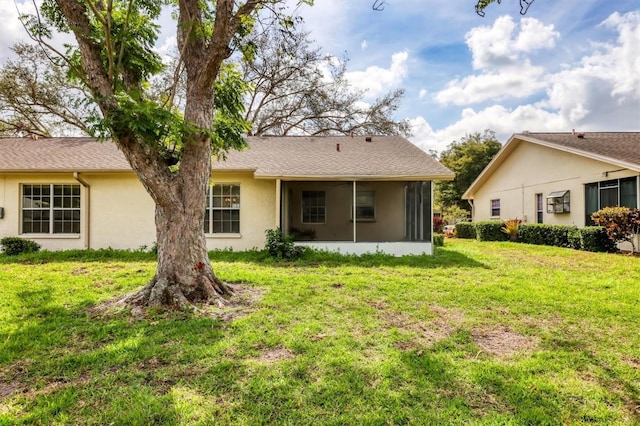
433;233;444;247
501;218;522;241
433;216;446;234
577;227;617;252
265;228;305;260
518;224;577;248
591;207;640;252
0;237;41;256
455;222;476;239
475;221;508;242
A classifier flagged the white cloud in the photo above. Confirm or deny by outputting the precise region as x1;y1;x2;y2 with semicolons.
418;89;428;99
465;16;559;70
345;51;408;99
361;40;368;50
435;60;545;105
541;11;640;127
434;16;558;106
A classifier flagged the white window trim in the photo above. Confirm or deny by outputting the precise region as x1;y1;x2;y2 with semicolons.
205;183;241;235
20;183;82;235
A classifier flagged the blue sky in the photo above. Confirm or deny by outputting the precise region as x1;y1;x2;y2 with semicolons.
2;0;638;152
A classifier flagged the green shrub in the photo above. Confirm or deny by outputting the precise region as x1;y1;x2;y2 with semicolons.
0;237;41;256
455;222;476;239
475;221;508;242
518;224;577;248
433;233;444;247
577;227;617;252
265;228;305;260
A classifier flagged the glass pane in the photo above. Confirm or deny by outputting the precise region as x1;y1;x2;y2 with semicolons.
620;178;637;208
600;187;618;208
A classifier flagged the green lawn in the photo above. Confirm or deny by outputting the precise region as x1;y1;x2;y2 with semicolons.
1;240;639;425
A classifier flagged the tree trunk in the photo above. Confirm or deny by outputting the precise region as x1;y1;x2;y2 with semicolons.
126;196;233;310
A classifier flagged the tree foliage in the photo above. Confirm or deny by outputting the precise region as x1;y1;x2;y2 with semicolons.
436;130;502;211
241;26;409;137
0;43;95;137
591;207;640;253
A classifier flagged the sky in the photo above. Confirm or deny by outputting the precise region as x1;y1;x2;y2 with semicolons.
1;0;639;153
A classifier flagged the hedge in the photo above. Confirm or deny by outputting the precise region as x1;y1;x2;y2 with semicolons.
455;222;476;239
0;237;41;256
573;226;617;252
517;223;577;248
475;221;509;242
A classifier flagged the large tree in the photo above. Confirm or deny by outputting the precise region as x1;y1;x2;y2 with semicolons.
13;0;502;310
17;0;289;310
437;130;502;212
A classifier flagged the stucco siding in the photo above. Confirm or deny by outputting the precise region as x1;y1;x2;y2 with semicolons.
84;173;156;250
472;142;639;226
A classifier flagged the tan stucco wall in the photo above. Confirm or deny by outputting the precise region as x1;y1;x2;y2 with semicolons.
284;181;406;242
0;171;276;252
471;142;640;227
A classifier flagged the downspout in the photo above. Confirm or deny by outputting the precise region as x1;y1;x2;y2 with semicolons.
73;172;90;249
275;179;282;229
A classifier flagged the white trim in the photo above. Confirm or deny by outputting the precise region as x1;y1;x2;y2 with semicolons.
296;241;433;256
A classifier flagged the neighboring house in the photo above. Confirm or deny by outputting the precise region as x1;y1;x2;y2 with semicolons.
462;131;640;249
0;135;453;255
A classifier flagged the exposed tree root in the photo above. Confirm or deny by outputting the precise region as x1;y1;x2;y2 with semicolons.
89;271;241;319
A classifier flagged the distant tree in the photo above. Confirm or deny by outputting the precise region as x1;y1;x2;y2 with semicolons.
591;207;640;253
0;43;95;137
436;130;502;212
241;26;410;137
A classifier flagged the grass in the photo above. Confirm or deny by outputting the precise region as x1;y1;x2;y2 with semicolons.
0;239;639;425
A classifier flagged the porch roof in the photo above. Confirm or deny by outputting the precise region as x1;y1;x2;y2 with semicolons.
214;135;454;180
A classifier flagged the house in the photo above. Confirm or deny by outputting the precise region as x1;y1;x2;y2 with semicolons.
462;131;640;249
0;135;453;255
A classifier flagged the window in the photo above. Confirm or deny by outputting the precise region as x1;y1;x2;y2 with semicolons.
490;199;500;217
352;191;375;221
204;184;240;233
302;191;325;224
535;193;543;223
585;177;638;225
22;184;81;234
546;190;570;213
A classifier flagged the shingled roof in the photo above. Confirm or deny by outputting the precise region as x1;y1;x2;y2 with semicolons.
216;135;453;180
0;137;130;172
0;135;453;180
517;132;640;169
463;131;640;200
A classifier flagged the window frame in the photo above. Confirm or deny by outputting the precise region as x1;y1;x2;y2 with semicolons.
302;190;326;224
490;199;500;218
584;176;638;225
21;184;81;235
546;190;570;214
351;190;376;221
204;183;240;234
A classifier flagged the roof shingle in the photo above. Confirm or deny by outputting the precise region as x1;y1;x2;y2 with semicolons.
0;135;453;180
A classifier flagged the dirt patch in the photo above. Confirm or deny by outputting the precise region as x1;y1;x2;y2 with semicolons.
372;303;465;349
472;326;538;357
0;382;21;399
71;267;89;276
252;347;296;363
